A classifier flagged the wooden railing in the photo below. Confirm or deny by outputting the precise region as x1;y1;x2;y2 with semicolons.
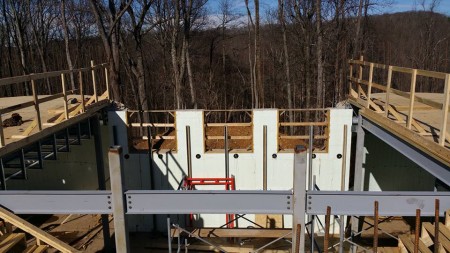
349;58;450;147
278;109;330;152
127;110;177;151
0;61;110;148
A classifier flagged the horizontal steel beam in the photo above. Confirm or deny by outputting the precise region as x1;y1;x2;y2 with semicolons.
0;191;112;214
307;191;450;216
126;190;293;214
361;117;450;187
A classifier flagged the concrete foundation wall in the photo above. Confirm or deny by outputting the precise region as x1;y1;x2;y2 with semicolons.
108;109;353;233
362;133;436;191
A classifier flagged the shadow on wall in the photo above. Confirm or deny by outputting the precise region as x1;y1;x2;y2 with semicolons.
363;133;435;191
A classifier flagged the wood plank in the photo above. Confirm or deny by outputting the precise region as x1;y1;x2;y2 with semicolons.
407;69;418;129
390;88;444;110
0;233;26;252
205;123;252;127
279;135;328;140
206;135;253;140
422;222;450;252
130;123;175;128
142;136;176;140
279;122;328;127
439;74;450;146
399;235;415;253
0;206;80;253
24;245;49;253
12;118;38;138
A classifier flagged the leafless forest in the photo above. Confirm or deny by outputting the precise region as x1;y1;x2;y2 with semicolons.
0;0;449;111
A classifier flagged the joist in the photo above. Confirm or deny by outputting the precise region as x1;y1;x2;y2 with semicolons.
24;245;49;253
0;206;80;253
0;233;26;252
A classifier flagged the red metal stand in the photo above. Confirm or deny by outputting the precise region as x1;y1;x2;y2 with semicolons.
183;177;236;228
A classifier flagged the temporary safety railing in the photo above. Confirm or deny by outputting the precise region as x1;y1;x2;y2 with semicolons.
0;61;110;148
348;58;450;147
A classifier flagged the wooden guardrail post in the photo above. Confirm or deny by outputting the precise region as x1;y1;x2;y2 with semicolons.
105;67;110;99
366;63;374;109
91;60;98;103
407;69;418;129
358;56;364;98
439;74;450;146
385;65;393;118
61;73;69;120
79;71;85;113
31;78;42;131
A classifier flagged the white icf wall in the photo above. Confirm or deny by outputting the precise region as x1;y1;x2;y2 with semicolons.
108;108;353;233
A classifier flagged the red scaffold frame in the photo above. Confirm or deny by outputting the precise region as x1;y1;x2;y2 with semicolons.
183;177;236;228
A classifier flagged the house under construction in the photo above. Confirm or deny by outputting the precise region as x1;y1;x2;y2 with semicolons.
0;58;448;252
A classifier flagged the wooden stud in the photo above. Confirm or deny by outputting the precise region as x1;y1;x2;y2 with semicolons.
31;79;42;131
91;60;98;103
79;71;85;113
415;209;421;253
324;206;331;253
105;67;110;99
0;206;80;253
407;69;418;129
385;66;393;118
61;73;69;120
439;74;450;146
358;56;364;98
367;63;374;109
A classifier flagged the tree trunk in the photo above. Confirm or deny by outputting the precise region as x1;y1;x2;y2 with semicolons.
316;0;324;109
61;0;76;90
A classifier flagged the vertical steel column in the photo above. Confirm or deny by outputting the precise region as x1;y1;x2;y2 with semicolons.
224;126;229;178
308;126;315;253
19;148;27;179
292;145;307;253
52;134;57;159
339;125;348;253
147;126;157;231
91;116;112;252
352;114;366;253
263;125;267;190
37;141;43;169
108;146;130;253
167;217;173;253
186;126;192;178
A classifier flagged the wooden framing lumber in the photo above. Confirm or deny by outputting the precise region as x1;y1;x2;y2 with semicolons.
0;206;80;253
0;233;26;252
440;74;450;146
11;118;38;139
170;228;292;238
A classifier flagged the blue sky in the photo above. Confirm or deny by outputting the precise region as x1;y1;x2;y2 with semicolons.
205;0;450;16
